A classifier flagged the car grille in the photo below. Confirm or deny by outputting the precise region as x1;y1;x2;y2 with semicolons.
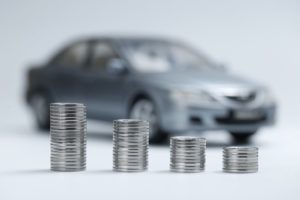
215;110;267;125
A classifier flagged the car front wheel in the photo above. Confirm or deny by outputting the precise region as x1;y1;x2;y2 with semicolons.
230;131;257;144
129;98;167;143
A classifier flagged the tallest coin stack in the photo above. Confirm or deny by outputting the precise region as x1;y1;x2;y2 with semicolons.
50;103;87;172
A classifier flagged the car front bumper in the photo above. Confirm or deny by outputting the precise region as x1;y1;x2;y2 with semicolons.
159;102;276;134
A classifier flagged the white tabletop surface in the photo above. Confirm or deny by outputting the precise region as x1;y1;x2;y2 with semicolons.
0;115;299;200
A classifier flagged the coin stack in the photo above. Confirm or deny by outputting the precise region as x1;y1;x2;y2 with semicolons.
170;136;206;173
113;119;149;172
223;146;258;173
50;103;87;172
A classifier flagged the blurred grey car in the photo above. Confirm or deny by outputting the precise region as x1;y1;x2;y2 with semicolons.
25;36;276;143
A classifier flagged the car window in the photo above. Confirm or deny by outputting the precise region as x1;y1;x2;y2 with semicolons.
54;42;88;68
122;40;219;73
91;42;119;70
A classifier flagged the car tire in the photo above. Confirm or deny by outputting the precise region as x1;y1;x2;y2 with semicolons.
129;98;168;144
30;92;52;130
230;131;257;144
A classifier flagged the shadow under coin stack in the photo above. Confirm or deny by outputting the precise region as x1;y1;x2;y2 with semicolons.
113;119;149;172
50;103;87;172
223;147;258;173
170;136;206;173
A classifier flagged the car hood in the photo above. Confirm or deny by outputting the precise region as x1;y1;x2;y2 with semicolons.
138;70;263;91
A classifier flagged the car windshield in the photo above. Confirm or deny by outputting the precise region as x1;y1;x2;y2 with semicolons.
121;40;219;73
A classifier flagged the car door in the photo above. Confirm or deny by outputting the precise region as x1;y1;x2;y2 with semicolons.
47;41;90;104
84;40;130;120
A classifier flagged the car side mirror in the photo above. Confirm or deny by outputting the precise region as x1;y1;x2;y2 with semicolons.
106;58;127;75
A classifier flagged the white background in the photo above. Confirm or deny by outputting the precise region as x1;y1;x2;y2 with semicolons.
0;0;299;199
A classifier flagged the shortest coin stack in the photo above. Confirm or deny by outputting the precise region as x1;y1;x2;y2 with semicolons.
170;136;206;173
223;146;258;173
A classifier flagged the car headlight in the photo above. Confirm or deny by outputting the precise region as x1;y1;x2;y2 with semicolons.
170;89;219;107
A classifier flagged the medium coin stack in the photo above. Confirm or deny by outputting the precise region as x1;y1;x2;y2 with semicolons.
223;146;258;173
50;103;87;172
113;119;149;172
170;136;206;173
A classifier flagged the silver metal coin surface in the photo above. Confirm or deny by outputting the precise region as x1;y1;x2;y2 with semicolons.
50;103;86;172
113;119;149;172
223;146;258;173
170;136;206;173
